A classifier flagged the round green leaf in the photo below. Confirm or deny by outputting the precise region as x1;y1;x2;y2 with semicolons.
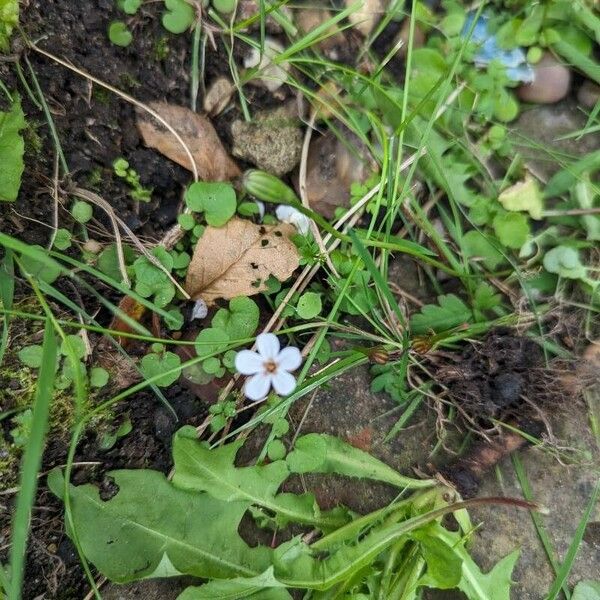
53;228;72;250
108;21;133;47
267;439;287;461
140;351;181;387
162;0;196;34
178;213;195;231
296;292;322;319
90;367;110;388
462;230;505;270
19;245;61;284
185;182;237;227
18;345;43;368
72;200;94;223
211;297;259;339
492;212;530;249
195;328;230;359
60;334;87;360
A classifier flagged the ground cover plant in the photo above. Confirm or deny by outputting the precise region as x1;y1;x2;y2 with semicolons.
0;0;599;598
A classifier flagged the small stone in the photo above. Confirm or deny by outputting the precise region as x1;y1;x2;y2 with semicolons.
203;76;234;116
300;128;376;218
295;3;345;56
396;19;425;59
244;37;289;93
577;80;600;109
346;0;383;36
516;52;571;104
231;105;302;176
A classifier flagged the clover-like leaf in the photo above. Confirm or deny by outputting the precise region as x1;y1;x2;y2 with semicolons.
140;351;181;387
296;292;322;319
212;297;259;340
133;247;175;308
185;181;237;227
543;245;587;280
162;0;195;34
108;21;133;47
492;211;530;249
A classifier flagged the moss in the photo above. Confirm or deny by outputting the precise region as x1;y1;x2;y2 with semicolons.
153;35;170;61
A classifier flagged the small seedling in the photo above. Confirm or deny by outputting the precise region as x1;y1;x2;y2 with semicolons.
108;21;133;47
113;158;152;202
71;200;93;223
162;0;195;34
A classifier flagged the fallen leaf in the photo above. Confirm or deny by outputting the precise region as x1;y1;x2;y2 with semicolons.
108;295;147;348
203;77;235;116
345;0;382;36
185;217;299;304
136;103;240;181
498;176;543;220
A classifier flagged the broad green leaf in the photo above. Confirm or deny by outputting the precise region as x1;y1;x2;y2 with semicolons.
0;97;25;202
162;0;195;33
0;0;18;51
185;181;237;227
286;434;433;489
18;244;61;284
172;427;347;530
412;529;462;589
18;344;44;368
60;334;87;360
492;212;530;249
212;297;259;340
498;178;543;220
418;525;519;600
195;327;230;358
177;568;292;600
296;292;322;319
108;21;133;47
573;580;600;600
140;351;181;387
410;294;472;335
543;246;587;280
117;0;142;14
133;247;175;308
462;231;505;270
48;468;271;582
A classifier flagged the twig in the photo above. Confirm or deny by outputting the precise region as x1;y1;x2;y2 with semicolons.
298;110;338;276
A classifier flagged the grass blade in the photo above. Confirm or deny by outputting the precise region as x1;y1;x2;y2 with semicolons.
8;319;57;600
545;480;600;600
0;249;14;368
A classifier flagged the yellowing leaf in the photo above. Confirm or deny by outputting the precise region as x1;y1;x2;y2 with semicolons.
185;217;299;305
498;177;544;220
136;103;240;181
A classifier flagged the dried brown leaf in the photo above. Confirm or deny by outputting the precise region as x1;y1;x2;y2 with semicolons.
185;217;299;304
136;102;240;181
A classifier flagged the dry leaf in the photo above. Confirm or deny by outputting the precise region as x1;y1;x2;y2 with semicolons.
345;0;383;36
185;217;299;304
136;102;240;181
203;77;235;116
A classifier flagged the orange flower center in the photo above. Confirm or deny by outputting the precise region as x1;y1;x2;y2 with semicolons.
264;360;278;373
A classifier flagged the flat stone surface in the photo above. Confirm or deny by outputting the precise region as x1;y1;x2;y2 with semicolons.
513;99;600;181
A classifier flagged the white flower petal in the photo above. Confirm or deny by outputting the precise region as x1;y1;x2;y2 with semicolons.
271;370;296;396
276;204;296;222
256;333;280;360
292;213;311;235
244;373;272;400
235;350;264;375
277;346;302;371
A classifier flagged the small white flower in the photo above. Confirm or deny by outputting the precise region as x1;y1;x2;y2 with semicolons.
276;204;311;235
235;333;302;401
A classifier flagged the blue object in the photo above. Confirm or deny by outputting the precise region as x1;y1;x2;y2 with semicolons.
462;13;535;83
